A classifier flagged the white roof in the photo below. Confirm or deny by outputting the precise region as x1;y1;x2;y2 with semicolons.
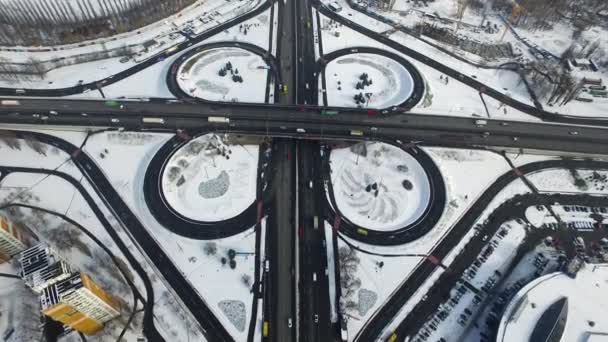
497;264;608;342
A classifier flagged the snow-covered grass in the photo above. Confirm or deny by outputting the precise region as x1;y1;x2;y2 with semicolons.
316;11;538;120
162;133;258;222
527;168;608;195
343;0;608;117
177;47;270;103
0;0;265;90
79;129;261;341
335;224;423;339
497;264;608;342
322;53;414;108
0;263;41;342
0;130;211;341
329;142;430;231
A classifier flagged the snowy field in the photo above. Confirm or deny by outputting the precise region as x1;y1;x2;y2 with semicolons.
315;11;537;120
329;142;430;231
177;47;270;102
0;0;264;90
497;264;608;342
162;133;258;222
82;129;261;341
322;53;414;108
0;130;206;341
334;222;423;339
77;6;273;100
348;0;608;117
527;168;608;195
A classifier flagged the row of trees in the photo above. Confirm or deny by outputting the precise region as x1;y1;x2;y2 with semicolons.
0;0;195;46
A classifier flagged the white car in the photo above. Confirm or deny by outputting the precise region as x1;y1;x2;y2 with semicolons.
111;118;120;123
288;318;293;328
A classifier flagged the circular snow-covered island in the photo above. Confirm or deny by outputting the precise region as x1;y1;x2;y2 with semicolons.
175;47;270;103
328;142;431;231
161;133;258;222
322;53;416;108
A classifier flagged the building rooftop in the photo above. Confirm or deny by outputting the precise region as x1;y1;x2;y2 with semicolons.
497;264;608;342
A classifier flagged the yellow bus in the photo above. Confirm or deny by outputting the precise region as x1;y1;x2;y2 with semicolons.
387;333;398;342
263;321;269;337
356;228;368;236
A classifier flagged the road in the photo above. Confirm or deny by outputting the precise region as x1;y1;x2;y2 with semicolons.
276;0;296;105
2;98;608;156
267;139;297;342
298;140;334;342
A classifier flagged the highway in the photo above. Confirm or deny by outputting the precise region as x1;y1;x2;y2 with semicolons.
2;99;608;157
267;140;297;342
298;140;334;342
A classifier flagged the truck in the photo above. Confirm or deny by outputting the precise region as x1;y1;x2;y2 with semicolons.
0;100;20;106
313;216;319;229
356;228;368;236
321;109;339;115
142;117;165;124
208;116;230;123
475;119;487;126
263;321;269;337
104;100;122;108
350;130;363;136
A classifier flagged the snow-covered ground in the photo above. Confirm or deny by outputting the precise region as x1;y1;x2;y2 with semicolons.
322;53;414;108
73;5;274;100
0;263;41;342
0;0;265;90
321;0;608;118
0;131;206;341
497;264;608;342
176;47;270;103
162;133;258;222
315;11;536;120
77;129;262;341
334;222;423;339
527;168;608;195
329;142;430;231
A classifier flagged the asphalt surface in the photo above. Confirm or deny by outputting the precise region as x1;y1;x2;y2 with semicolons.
276;0;295;105
3;130;235;342
298;140;334;342
266;140;297;342
322;145;446;245
353;158;608;342
2;98;608;156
